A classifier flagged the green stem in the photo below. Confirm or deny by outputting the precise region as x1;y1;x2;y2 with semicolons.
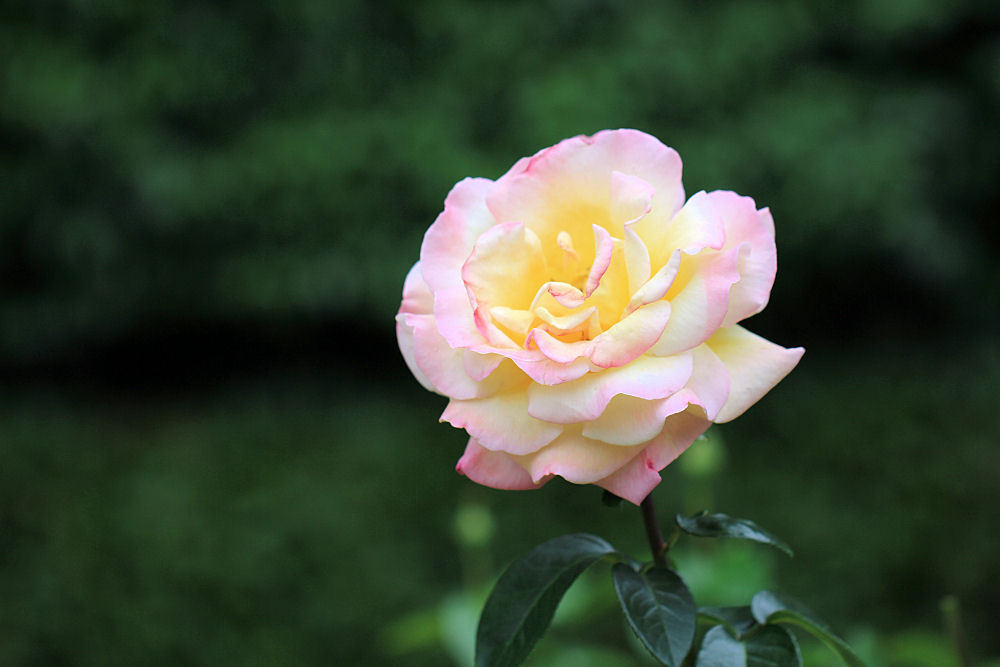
640;494;668;567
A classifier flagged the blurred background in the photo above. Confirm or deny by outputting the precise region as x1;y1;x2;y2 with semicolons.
2;1;999;665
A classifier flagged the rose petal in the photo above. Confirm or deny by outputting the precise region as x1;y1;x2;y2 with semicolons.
590;300;673;368
441;392;563;455
405;312;483;399
582;393;691;446
626;249;681;313
584;224;615;297
527;352;693;423
609;171;655;228
396;263;438;393
512;353;595;386
456;438;547;490
518;428;644;484
595;409;710;504
462;350;504;382
624;226;652;295
420;178;497;348
396;314;435;394
530;281;587;311
526;328;594;364
648;246;742;356
462;222;549;312
487;130;684;267
706;325;804;422
705;191;777;327
581;345;728;445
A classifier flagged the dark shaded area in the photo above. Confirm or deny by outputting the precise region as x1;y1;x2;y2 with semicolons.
1;1;999;665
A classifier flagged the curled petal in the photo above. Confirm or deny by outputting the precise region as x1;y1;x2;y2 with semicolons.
590;300;673;368
581;345;729;445
456;438;547;490
610;171;655;227
462;222;548;312
623;226;652;295
595;409;711;504
707;192;777;326
582;393;691;446
517;428;644;484
707;325;804;422
527;352;693;423
584;224;615;297
535;305;597;333
489;306;536;336
663;190;727;254
648;246;742;356
462;350;504;382
531;281;587;310
421;178;497;348
526;328;594;364
396;263;436;393
405;313;485;399
442;392;562;455
487;130;683;266
513;354;594;386
626;249;681;313
399;261;434;317
396;314;435;393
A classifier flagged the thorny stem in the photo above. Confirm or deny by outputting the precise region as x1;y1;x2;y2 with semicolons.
640;494;669;567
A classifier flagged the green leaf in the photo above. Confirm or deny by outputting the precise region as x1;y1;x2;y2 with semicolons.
750;591;866;667
698;606;756;638
696;624;802;666
612;563;696;666
475;533;617;667
675;512;793;557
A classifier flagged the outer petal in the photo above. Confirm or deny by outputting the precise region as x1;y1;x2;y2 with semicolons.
456;439;547;490
441;392;563;455
707;325;804;423
582;393;690;446
517;428;644;484
632;190;724;272
405;313;485;399
527;353;693;423
512;353;595;386
462;350;504;382
648;246;742;356
487;130;684;266
710;192;778;326
581;345;728;445
396;262;435;392
595;409;710;504
609;171;655;227
420;178;497;348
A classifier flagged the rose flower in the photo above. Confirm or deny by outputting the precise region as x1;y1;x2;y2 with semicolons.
396;129;803;505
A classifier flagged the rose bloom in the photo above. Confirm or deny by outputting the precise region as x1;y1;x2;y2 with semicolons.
396;129;803;505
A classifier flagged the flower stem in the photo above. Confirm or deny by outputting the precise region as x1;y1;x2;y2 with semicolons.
640;494;669;567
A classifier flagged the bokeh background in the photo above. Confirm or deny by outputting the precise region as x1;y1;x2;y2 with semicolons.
2;1;999;665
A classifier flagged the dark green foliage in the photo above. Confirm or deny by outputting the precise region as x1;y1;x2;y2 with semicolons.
750;591;866;667
612;564;696;666
676;512;793;557
475;534;617;667
695;625;801;667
